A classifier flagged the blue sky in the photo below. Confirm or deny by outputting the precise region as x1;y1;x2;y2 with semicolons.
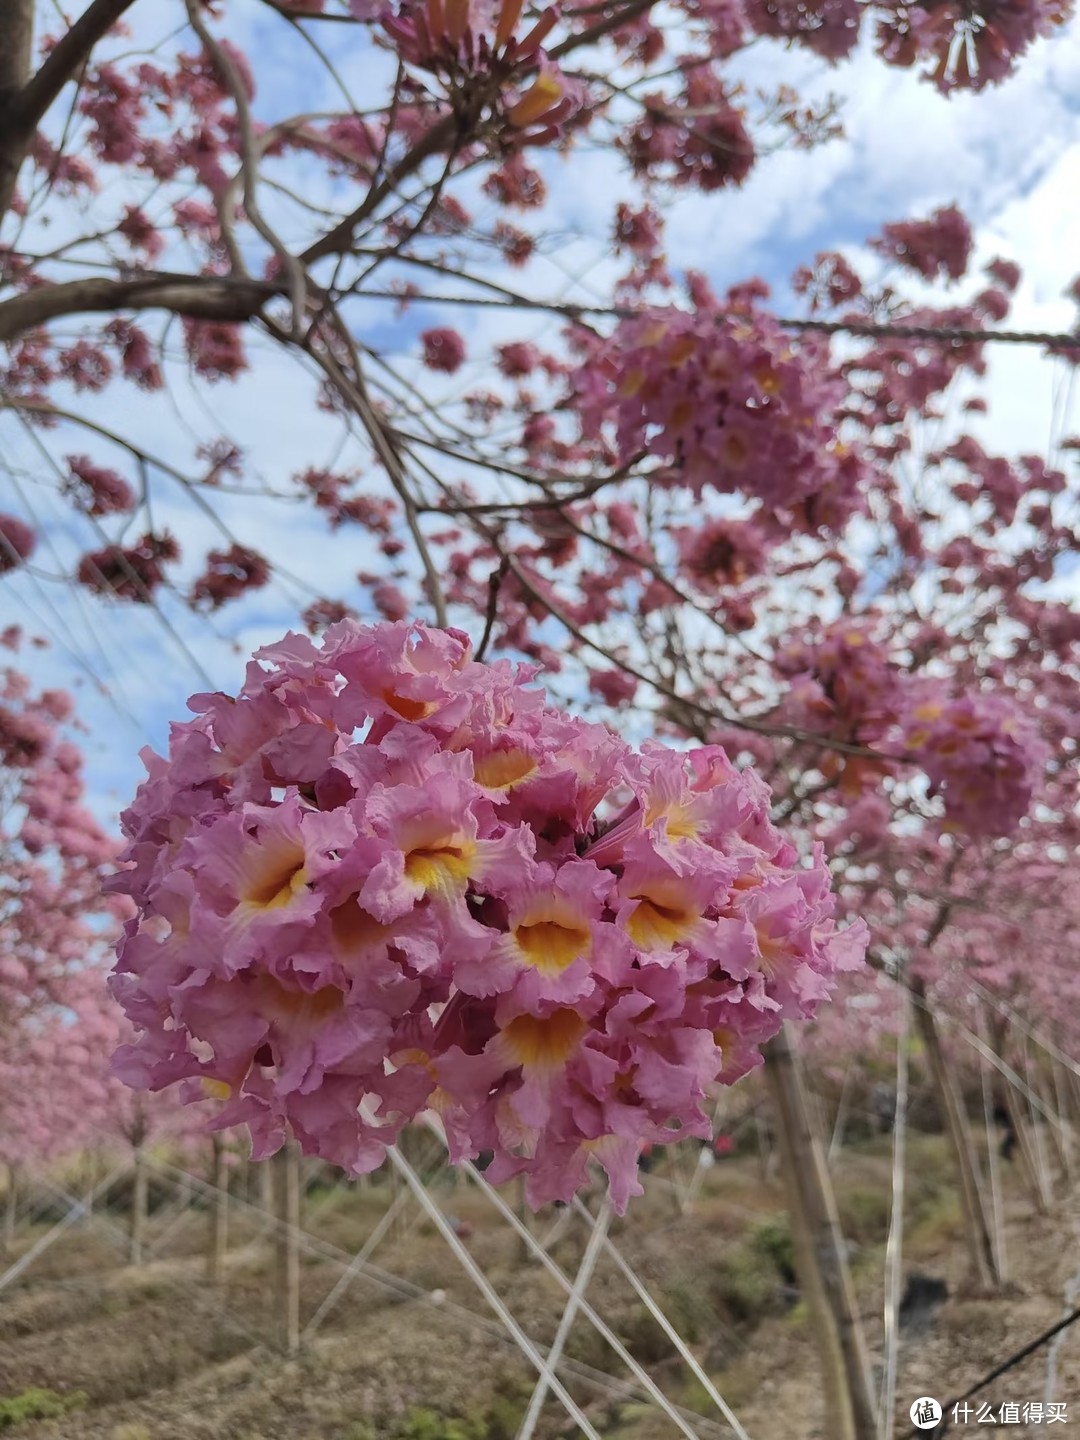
2;5;1079;831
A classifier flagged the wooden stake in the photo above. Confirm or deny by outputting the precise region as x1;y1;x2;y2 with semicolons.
1052;1057;1075;1186
130;1147;148;1266
207;1132;229;1285
3;1162;18;1252
272;1139;301;1354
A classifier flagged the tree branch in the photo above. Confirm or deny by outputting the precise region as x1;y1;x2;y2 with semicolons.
0;0;138;224
0;273;282;344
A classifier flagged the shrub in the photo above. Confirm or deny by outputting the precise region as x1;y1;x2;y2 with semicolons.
0;1387;87;1429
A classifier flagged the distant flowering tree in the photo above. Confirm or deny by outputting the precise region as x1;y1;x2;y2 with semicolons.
109;620;866;1211
0;630;123;1225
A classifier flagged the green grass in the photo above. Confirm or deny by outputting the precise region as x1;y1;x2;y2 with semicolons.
0;1387;88;1429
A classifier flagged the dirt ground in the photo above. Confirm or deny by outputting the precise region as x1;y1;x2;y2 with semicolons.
0;1131;1077;1440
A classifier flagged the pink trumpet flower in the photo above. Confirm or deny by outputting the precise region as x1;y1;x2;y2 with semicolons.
109;620;865;1212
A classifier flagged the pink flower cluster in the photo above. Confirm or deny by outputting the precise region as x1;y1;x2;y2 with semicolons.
63;455;137;517
870;204;973;282
778;624;902;749
901;690;1048;837
0;513;35;573
109;621;865;1211
875;0;1069;92
572;304;860;514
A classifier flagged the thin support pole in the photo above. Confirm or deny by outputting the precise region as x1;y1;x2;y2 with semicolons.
977;1005;1007;1283
0;1165;129;1294
572;1196;753;1440
515;1201;611;1440
3;1162;18;1251
912;982;1000;1291
1052;1058;1074;1186
301;1163;416;1342
447;1148;719;1440
386;1145;604;1440
130;1147;148;1266
1024;1038;1054;1208
828;1064;857;1167
879;985;911;1440
273;1139;301;1354
207;1132;230;1285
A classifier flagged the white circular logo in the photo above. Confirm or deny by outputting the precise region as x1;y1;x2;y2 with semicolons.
909;1398;943;1430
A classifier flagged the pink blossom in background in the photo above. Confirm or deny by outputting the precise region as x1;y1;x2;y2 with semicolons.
109;620;866;1212
420;327;467;374
0;514;35;572
900;688;1048;837
572;301;870;521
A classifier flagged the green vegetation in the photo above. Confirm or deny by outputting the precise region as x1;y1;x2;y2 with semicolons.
392;1379;531;1440
0;1387;87;1429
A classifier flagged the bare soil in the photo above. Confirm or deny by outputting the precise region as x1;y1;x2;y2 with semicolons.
0;1133;1077;1440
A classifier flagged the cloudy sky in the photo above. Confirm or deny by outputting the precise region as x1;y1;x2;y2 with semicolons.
2;1;1078;828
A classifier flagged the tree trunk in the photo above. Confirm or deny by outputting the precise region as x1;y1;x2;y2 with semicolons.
207;1133;229;1285
763;1025;878;1440
129;1148;148;1266
272;1140;301;1354
987;1015;1050;1215
912;979;1000;1291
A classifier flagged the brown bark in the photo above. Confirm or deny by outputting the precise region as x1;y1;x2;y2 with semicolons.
763;1025;878;1440
913;979;1001;1289
0;0;138;224
0;0;34;229
0;273;281;344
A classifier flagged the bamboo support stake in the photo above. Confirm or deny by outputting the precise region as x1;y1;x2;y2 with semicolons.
129;1147;148;1266
1052;1058;1074;1186
516;1202;611;1440
3;1163;17;1252
272;1139;301;1354
258;1152;274;1233
207;1132;230;1285
1023;1040;1055;1208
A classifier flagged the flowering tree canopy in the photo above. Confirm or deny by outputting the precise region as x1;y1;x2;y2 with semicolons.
0;631;126;1169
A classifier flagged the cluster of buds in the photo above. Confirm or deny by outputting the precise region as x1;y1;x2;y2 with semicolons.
382;0;579;142
110;621;865;1211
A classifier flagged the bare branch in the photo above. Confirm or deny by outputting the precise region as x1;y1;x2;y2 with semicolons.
300;114;459;264
0;273;282;344
1;0;138;223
